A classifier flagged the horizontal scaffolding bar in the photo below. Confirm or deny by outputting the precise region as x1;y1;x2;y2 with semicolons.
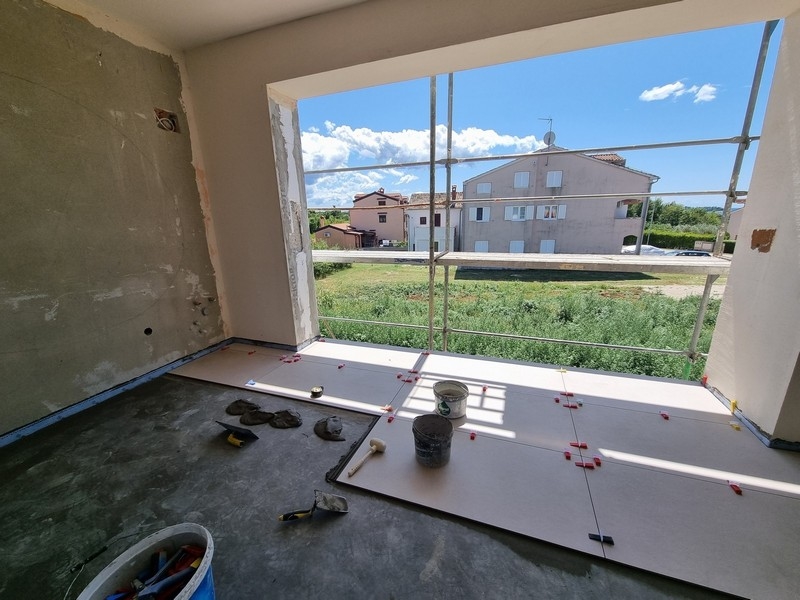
312;250;732;275
305;135;759;176
317;315;702;358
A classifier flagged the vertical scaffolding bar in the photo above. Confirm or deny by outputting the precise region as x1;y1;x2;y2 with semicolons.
443;74;454;351
713;20;778;256
427;76;437;350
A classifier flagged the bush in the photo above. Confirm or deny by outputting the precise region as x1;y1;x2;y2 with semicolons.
312;239;352;279
645;229;736;253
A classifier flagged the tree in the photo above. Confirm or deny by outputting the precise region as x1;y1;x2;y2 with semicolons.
308;210;349;233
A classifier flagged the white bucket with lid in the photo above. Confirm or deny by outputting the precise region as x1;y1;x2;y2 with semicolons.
433;380;469;419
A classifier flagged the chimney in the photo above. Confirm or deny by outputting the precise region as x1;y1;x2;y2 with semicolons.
319;216;326;227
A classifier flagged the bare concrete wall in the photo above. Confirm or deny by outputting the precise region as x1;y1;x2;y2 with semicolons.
0;0;223;435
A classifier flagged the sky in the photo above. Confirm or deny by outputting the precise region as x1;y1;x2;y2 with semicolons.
298;21;782;209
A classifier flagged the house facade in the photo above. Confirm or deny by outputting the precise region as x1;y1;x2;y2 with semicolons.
461;148;657;254
349;188;408;244
314;223;368;249
405;192;463;251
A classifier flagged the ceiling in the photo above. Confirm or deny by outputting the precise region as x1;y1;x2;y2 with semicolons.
55;0;370;50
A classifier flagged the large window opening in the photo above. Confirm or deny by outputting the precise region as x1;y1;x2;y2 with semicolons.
298;21;780;380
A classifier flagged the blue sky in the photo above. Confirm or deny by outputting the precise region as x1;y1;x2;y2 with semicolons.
298;21;782;209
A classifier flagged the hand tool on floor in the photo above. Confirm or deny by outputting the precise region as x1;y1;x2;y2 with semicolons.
278;490;349;521
216;421;259;447
347;438;386;477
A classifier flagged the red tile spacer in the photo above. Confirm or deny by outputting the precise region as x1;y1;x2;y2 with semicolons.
337;363;345;369
563;449;572;460
382;404;393;412
293;353;301;358
421;351;430;355
569;441;588;449
279;355;287;360
404;378;413;383
659;411;669;420
319;338;326;342
293;357;300;362
396;373;403;379
701;374;708;385
728;481;743;495
415;376;420;381
554;397;560;403
482;385;488;392
387;415;394;423
409;369;419;374
469;431;476;440
563;403;579;409
593;455;602;467
560;391;574;397
247;350;256;355
575;462;595;469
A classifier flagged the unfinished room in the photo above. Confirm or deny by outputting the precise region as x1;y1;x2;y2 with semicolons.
3;1;800;598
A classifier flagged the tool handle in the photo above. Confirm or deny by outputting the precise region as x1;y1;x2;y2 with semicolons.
347;448;375;477
278;508;314;521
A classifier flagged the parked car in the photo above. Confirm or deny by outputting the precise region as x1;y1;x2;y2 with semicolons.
664;250;711;257
621;244;666;255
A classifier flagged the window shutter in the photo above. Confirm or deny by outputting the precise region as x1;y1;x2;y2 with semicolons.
557;204;567;220
526;206;535;220
536;205;546;220
504;206;514;221
469;207;477;221
546;170;563;188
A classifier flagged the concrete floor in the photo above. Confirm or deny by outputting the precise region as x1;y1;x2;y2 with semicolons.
0;374;738;599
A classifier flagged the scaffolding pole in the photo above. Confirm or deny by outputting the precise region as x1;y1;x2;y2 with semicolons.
427;76;436;350
714;20;778;256
443;74;454;351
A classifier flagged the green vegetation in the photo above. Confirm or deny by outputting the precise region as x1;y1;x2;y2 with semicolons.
308;210;349;233
315;264;720;380
311;238;351;279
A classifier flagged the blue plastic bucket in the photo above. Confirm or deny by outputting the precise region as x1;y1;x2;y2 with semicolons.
77;523;215;600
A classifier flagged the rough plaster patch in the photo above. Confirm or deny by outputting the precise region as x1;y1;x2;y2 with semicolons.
10;104;31;116
182;269;209;298
44;300;59;321
751;228;776;252
92;287;124;301
159;264;175;274
4;293;48;310
419;534;446;583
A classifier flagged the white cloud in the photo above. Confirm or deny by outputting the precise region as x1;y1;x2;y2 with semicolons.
300;122;546;206
639;81;686;101
693;83;717;103
639;80;717;104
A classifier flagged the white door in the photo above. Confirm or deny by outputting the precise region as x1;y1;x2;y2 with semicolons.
539;239;555;253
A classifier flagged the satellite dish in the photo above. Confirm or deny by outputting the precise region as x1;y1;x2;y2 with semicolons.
543;131;556;146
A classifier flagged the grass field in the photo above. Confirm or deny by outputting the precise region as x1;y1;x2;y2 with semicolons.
314;264;722;380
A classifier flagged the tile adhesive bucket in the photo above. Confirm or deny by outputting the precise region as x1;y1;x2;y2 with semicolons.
412;414;454;468
77;523;215;600
433;379;469;419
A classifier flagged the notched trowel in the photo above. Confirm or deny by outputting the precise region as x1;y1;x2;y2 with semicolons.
278;490;349;521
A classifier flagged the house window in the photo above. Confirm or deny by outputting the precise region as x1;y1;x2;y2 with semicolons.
476;182;491;195
378;213;387;223
324;232;331;237
378;200;386;206
539;239;556;253
434;213;441;227
546;170;563;188
536;204;566;220
514;172;530;189
469;206;491;222
504;206;527;221
509;240;524;253
420;216;427;225
474;240;489;252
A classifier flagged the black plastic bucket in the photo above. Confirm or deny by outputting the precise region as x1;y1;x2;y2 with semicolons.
412;414;454;468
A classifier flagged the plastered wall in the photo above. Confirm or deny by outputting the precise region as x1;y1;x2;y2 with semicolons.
0;0;223;435
705;10;800;442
